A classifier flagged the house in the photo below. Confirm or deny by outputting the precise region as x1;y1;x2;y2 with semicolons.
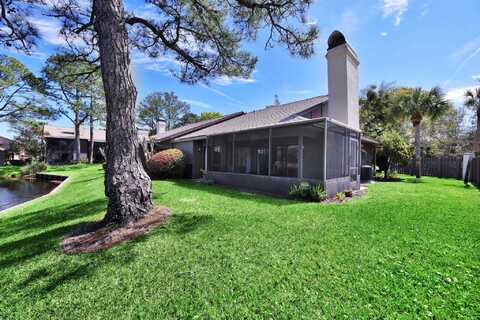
43;125;107;164
152;31;379;196
0;136;14;165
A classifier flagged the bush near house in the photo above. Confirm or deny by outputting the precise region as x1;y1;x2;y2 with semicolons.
20;161;48;176
289;182;327;202
147;148;185;179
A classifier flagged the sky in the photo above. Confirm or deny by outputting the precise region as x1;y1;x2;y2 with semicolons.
1;0;479;138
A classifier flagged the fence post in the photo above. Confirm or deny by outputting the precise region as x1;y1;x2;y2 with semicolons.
463;153;474;180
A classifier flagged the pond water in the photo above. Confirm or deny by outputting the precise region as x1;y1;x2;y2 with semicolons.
0;179;58;212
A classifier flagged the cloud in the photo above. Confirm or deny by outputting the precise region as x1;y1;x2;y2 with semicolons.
198;83;244;107
132;51;181;76
212;75;256;86
28;17;65;46
286;89;314;95
473;75;480;81
181;99;212;109
444;38;480;87
305;18;318;26
339;9;359;34
380;32;388;37
420;3;429;17
446;85;480;104
382;0;409;26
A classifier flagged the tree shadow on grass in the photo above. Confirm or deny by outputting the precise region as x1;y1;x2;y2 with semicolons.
15;237;138;295
8;214;212;295
0;198;108;240
156;179;298;207
164;213;213;234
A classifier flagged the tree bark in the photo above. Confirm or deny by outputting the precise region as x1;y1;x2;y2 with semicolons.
414;122;421;179
476;113;480;156
74;111;81;163
88;115;95;164
94;0;153;225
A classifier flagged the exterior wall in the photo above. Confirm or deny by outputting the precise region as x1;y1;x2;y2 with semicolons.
207;171;359;197
0;151;6;165
172;141;194;178
45;138;105;164
326;43;360;130
325;176;360;196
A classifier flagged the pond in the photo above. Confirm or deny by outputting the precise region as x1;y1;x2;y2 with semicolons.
0;179;59;212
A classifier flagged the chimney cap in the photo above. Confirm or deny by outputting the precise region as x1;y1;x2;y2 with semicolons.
327;31;346;50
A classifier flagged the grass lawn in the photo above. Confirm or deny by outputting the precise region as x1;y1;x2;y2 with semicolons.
0;165;23;178
0;165;478;319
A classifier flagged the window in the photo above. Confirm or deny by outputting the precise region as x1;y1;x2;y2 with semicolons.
234;130;269;175
208;134;233;172
271;127;301;177
326;123;347;179
349;138;359;181
302;122;325;180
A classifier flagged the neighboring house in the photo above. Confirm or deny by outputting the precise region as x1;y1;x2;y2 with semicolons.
43;125;107;164
0;136;14;165
43;125;151;164
152;31;379;196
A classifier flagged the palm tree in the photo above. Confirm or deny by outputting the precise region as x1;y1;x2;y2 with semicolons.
464;83;480;155
398;87;450;178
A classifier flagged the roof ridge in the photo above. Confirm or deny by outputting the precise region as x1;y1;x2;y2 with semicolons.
248;95;327;113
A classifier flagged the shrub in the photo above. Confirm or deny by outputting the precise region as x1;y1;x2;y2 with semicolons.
289;182;311;199
335;192;346;201
147;148;185;179
21;162;48;176
289;182;326;202
310;184;327;202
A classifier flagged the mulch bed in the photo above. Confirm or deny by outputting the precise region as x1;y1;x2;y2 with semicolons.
322;186;368;204
60;206;171;254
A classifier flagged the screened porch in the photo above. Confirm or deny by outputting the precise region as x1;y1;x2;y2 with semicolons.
204;118;361;196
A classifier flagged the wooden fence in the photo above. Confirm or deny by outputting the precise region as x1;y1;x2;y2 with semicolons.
469;157;480;185
395;156;463;179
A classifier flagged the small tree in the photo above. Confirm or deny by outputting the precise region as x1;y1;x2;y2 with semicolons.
360;83;401;139
138;92;190;133
199;112;222;121
396;87;450;178
0;55;53;122
42;54;95;163
274;94;281;106
377;131;412;179
176;112;200;127
9;120;46;161
464;82;480;155
85;75;106;163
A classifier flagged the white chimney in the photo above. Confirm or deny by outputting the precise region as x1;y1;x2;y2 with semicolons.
325;31;360;130
156;120;166;134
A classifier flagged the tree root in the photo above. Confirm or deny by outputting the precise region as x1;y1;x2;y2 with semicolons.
60;206;171;253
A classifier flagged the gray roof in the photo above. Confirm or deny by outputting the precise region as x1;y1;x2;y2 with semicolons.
175;95;328;141
0;136;13;151
152;112;244;143
43;125;149;142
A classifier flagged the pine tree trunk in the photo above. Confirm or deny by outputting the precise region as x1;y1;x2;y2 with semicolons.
94;0;153;225
475;112;480;156
89;115;95;164
74;112;81;163
414;122;422;179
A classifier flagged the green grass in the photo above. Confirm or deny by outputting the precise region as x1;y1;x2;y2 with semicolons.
0;165;479;319
0;165;23;178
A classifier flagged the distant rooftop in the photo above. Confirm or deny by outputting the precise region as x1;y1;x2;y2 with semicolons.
43;125;149;142
152;112;244;143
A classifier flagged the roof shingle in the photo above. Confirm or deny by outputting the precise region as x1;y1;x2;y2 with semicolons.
175;95;328;141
